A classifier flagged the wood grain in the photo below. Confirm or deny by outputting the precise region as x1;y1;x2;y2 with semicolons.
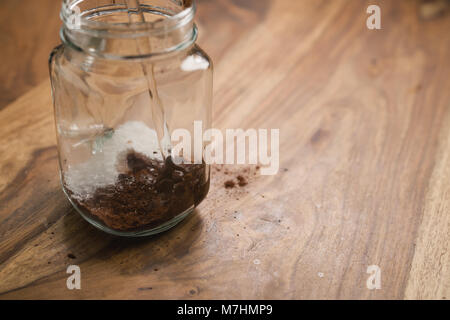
0;0;449;299
0;0;61;110
404;107;450;299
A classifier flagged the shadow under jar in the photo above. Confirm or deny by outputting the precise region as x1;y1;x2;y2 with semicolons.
49;0;213;237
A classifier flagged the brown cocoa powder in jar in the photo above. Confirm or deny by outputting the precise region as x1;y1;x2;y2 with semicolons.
67;151;209;232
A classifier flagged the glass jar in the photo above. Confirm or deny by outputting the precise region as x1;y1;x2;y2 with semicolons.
49;0;213;237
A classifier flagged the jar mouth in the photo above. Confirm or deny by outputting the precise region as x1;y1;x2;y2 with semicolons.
61;0;196;37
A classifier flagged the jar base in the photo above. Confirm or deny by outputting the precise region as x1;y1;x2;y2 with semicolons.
62;183;195;237
76;206;195;237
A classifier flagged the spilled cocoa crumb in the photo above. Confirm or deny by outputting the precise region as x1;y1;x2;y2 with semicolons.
224;180;236;188
214;165;259;199
67;253;76;259
236;175;248;187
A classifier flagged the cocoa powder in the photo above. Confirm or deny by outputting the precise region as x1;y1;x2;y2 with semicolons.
67;151;209;232
224;180;235;188
236;175;248;187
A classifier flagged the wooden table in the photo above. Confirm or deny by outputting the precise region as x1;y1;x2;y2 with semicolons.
0;0;449;300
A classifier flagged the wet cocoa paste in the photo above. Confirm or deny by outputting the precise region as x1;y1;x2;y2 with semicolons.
67;151;209;232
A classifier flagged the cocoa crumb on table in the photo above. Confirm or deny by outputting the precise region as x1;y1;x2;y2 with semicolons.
236;175;248;187
224;180;236;188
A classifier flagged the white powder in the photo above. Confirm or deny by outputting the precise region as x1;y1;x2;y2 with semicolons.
181;54;210;71
65;121;167;198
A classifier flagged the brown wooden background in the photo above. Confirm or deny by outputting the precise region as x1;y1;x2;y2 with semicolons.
0;0;449;299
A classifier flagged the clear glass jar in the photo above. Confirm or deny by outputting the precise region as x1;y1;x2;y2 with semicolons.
49;0;213;237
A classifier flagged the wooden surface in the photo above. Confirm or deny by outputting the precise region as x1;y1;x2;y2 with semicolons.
0;0;61;109
0;0;449;300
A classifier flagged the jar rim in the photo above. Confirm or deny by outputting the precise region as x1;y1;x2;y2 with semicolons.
61;0;196;37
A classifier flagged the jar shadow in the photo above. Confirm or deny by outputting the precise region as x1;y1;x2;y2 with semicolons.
60;206;204;268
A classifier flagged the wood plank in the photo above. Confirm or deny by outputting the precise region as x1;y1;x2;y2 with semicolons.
0;0;449;299
404;109;450;300
0;0;61;109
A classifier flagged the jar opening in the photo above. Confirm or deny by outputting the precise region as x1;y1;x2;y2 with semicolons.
61;0;195;37
61;0;197;58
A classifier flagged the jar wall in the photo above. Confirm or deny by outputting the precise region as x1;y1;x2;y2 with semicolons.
50;41;213;236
